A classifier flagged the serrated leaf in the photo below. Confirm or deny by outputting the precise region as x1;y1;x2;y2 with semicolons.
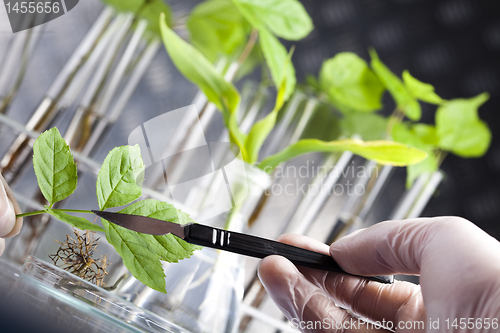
319;53;385;112
45;208;104;232
187;0;250;62
160;15;247;155
436;93;491;157
369;49;421;120
259;28;296;101
340;112;388;140
402;70;443;105
392;123;438;188
96;145;144;210
33;127;78;207
101;199;201;293
259;138;428;172
232;0;313;40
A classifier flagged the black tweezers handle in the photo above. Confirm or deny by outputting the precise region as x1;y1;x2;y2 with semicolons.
184;224;393;284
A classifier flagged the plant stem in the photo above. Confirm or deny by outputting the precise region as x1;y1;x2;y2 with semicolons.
435;149;448;168
15;210;46;218
16;208;94;218
237;29;259;65
55;209;94;214
385;106;404;137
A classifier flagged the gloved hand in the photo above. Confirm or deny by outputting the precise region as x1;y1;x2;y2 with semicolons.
0;174;22;256
259;217;500;332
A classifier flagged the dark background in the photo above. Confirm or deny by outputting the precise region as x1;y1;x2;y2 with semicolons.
289;0;500;239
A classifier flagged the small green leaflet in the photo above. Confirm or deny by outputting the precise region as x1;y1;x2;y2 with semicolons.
369;49;421;121
340;112;388;141
187;0;250;62
101;199;201;293
45;208;104;232
319;53;385;112
392;123;438;188
259;28;296;101
96;145;144;211
436;93;491;157
402;71;443;105
33;127;78;207
232;0;313;41
259;138;428;172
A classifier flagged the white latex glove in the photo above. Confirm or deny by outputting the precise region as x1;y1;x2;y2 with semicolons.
0;173;22;256
259;217;500;332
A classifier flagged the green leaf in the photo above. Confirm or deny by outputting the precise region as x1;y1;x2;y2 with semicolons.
259;138;428;172
232;0;313;40
160;15;246;153
402;70;443;105
259;28;296;101
319;53;385;112
187;0;250;62
140;0;173;36
101;199;201;293
369;49;421;120
101;0;172;35
436;93;491;157
160;14;239;114
33;127;78;207
96;145;144;210
392;123;438;188
340;113;388;140
45;208;104;232
411;123;439;146
244;108;279;163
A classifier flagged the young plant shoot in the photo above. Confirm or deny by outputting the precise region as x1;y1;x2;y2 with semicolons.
311;49;492;187
20;128;200;293
159;14;427;173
